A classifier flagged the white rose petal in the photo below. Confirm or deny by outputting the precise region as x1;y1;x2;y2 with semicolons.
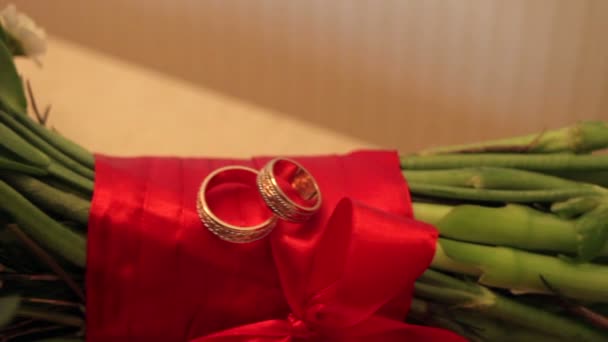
0;4;47;61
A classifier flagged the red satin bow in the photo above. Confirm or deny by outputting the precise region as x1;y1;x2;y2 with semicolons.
196;199;463;341
87;151;466;342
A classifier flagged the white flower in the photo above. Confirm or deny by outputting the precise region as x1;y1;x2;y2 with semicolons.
0;4;46;61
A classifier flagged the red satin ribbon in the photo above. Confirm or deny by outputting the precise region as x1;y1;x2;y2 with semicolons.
87;151;466;342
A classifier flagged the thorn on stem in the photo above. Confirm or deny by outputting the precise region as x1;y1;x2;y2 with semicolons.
25;80;49;126
42;105;51;125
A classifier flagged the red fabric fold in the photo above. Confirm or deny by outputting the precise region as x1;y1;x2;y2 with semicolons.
86;151;465;342
195;199;463;342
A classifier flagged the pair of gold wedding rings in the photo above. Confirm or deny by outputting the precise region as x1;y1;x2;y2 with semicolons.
196;158;322;243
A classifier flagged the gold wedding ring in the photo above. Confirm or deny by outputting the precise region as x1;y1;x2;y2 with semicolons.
197;166;278;243
257;158;322;222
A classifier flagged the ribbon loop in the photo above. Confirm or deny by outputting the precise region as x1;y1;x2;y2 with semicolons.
200;198;459;341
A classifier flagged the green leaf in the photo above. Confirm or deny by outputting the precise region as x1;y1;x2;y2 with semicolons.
0;295;20;327
0;25;24;56
0;39;27;115
551;196;602;219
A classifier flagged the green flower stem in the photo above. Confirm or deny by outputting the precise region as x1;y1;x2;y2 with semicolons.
418;267;477;291
409;182;597;202
408;297;428;316
0;120;49;167
2;173;90;225
549;170;608;188
408;299;475;341
431;238;608;303
411;202;453;224
415;270;606;341
403;167;600;191
413;202;608;258
401;153;608;171
8;111;95;169
0;155;47;175
408;298;565;342
16;307;84;327
0;110;94;179
48;162;94;195
418;121;608;155
431;242;481;277
0;180;86;267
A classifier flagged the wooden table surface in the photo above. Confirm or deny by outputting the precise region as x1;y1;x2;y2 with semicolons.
16;38;374;158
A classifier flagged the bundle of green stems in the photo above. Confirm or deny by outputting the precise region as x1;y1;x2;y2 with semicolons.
2;105;608;341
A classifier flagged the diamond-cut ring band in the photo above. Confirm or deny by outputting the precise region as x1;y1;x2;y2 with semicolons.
257;158;322;223
197;166;278;243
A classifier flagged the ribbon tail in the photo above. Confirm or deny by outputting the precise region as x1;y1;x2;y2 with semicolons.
190;319;293;342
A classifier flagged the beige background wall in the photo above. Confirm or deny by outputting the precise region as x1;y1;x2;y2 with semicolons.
4;0;608;154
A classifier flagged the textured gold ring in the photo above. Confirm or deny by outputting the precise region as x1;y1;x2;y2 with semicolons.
257;158;322;222
197;166;277;243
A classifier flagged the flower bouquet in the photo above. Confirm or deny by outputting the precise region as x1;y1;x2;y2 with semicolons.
1;5;607;342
